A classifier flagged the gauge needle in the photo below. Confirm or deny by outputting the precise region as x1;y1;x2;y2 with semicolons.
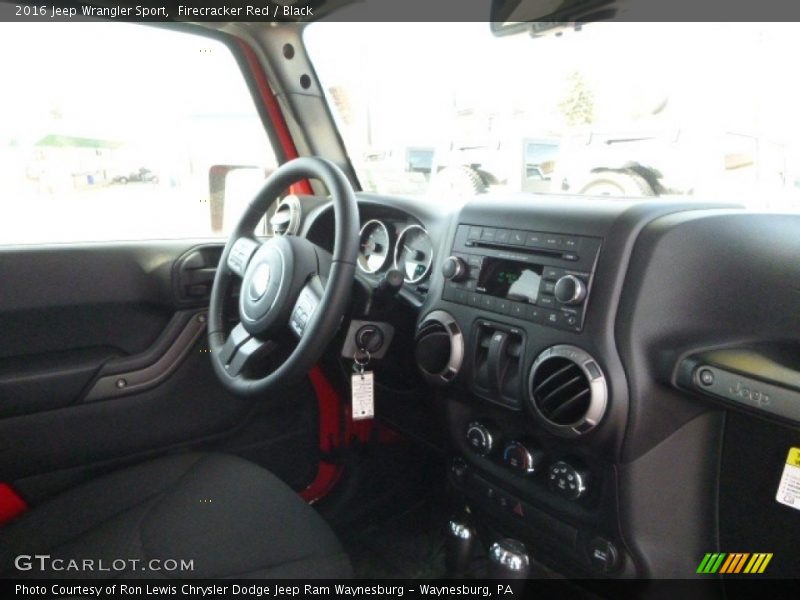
404;245;423;261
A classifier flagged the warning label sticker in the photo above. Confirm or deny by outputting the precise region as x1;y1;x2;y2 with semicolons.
776;447;800;510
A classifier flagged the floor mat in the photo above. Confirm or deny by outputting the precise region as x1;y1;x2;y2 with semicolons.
320;441;449;578
342;496;448;578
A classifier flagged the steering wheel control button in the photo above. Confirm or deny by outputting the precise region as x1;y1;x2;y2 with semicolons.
548;461;589;500
290;286;320;338
465;422;494;456
227;237;259;276
503;441;545;475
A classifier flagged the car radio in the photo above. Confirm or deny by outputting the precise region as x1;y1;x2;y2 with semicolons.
441;224;602;332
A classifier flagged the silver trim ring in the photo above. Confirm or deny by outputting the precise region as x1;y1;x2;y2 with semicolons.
528;344;608;437
489;540;530;572
415;310;464;385
271;194;302;236
357;219;392;274
394;224;433;284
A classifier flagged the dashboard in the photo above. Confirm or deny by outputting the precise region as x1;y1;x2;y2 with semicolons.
295;190;800;579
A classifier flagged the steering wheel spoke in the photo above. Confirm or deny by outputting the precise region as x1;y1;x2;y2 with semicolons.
289;278;324;339
217;323;276;378
226;237;260;278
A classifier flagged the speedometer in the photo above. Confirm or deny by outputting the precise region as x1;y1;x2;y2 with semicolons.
358;220;392;274
394;224;433;283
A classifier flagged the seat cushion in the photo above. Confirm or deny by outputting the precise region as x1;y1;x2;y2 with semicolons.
0;453;351;578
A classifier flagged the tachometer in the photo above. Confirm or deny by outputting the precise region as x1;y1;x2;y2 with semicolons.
394;224;433;283
358;220;392;274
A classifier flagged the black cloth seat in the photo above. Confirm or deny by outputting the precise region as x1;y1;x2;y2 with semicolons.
0;453;351;578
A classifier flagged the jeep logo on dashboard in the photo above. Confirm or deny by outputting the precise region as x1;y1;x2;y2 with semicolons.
730;381;771;406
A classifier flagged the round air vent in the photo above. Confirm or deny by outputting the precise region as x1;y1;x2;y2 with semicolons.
415;310;464;384
269;194;302;236
528;345;607;437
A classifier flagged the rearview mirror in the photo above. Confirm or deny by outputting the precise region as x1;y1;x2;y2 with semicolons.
490;0;619;36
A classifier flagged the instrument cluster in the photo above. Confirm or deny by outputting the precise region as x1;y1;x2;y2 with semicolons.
358;219;434;284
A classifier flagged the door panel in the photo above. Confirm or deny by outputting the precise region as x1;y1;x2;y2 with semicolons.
0;241;318;497
0;242;190;417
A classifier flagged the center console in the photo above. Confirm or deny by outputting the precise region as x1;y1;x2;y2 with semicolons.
415;206;633;577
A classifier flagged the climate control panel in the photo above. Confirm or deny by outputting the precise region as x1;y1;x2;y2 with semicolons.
464;421;590;502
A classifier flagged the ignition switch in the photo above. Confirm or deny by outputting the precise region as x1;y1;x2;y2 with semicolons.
355;324;385;354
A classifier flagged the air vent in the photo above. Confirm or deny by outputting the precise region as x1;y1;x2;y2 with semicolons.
414;310;464;385
528;345;607;437
269;194;302;236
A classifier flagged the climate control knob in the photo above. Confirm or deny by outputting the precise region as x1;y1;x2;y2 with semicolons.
554;275;587;305
503;441;545;475
548;460;589;500
465;422;495;456
441;256;468;282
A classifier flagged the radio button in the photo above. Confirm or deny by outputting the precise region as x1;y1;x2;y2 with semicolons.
510;230;527;245
480;295;496;310
525;232;544;247
538;295;555;308
543;267;563;280
563;236;581;250
496;229;511;244
481;228;497;242
541;309;560;326
467;255;483;268
468;293;482;306
509;303;527;318
544;235;564;248
442;286;457;302
454;289;469;304
526;305;544;324
542;281;556;295
468;226;483;240
495;299;512;314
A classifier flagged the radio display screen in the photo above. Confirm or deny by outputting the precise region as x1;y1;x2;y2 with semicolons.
477;258;542;304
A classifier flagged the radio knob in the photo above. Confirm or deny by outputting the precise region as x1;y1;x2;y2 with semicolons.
503;441;545;475
554;275;587;305
442;256;468;282
465;422;495;456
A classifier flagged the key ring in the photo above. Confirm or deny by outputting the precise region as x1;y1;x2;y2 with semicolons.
353;349;371;367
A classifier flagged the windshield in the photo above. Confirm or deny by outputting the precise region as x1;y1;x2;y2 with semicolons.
305;22;800;210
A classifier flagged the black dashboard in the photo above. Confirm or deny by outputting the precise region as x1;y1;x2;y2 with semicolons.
298;190;800;579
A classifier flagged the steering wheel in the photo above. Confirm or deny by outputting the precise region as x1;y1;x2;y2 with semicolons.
207;157;359;396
